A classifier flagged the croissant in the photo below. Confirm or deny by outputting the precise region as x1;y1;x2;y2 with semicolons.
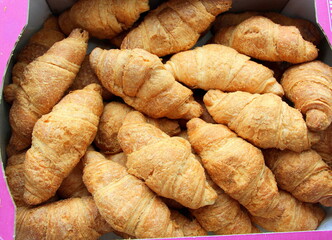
187;118;281;217
58;0;149;39
82;150;184;238
69;55;113;100
57;160;90;199
105;151;185;211
191;177;259;235
23;84;103;205
121;0;232;56
213;11;322;45
251;191;325;232
90;47;202;119
5;152;28;207
212;16;318;63
204;90;319;152
281;61;332;131
117;111;217;209
165;44;284;96
264;149;332;207
170;210;207;236
7;29;88;157
312;124;332;168
104;152;128;167
4;16;65;103
94;102;181;154
15;197;113;240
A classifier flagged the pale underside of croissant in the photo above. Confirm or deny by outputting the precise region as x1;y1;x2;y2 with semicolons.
264;149;332;207
57;160;91;199
204;90;318;152
90;47;202;119
5;152;27;207
213;16;318;63
4;16;65;104
94;101;181;154
82;151;184;238
170;210;207;236
121;0;232;56
281;61;332;131
69;55;113;100
117;111;217;209
312;124;332;168
15;197;113;240
251;191;325;232
165;44;284;96
191;180;259;235
58;0;150;39
187;118;281;218
213;11;322;45
23;84;103;205
7;29;89;157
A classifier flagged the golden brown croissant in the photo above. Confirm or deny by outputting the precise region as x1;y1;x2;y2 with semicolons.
170;210;207;236
104;151;186;211
82;150;184;238
4;16;65;103
281;61;332;131
57;160;90;199
264;149;332;207
7;29;89;157
69;55;113;100
213;16;318;63
23;84;103;205
204;90;319;152
94;102;181;154
213;11;322;45
121;0;232;56
117;111;217;209
5;151;28;207
187;118;281;217
165;44;284;96
312;124;332;168
58;0;149;39
16;197;113;240
90;47;203;119
191;177;259;235
251;191;325;232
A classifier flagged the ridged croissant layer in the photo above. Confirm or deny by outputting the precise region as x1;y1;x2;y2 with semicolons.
83;151;183;238
24;84;103;205
90;48;202;119
204;90;318;152
121;0;232;56
7;29;89;157
213;16;318;63
165;44;284;96
16;197;113;240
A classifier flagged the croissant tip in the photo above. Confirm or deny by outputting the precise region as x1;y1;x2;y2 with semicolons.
83;83;102;94
69;28;89;42
187;118;205;132
306;110;330;131
89;47;104;68
203;89;224;106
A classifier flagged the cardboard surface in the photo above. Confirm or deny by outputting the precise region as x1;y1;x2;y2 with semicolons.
0;1;28;239
0;0;332;239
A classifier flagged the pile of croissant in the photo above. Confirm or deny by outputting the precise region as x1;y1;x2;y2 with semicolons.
3;0;332;239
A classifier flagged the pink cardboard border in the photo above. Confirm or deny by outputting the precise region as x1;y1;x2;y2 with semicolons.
0;0;28;239
316;0;332;46
0;0;331;240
